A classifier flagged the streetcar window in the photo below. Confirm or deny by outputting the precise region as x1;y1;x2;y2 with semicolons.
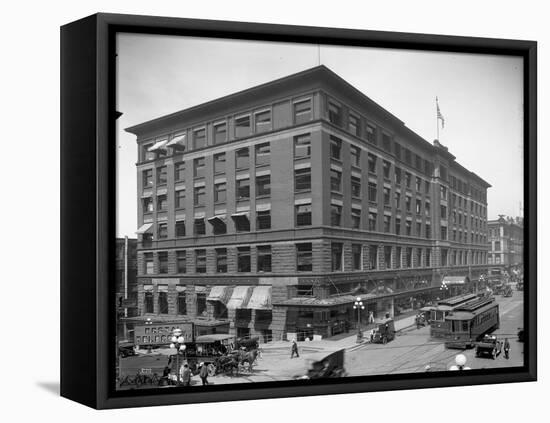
462;321;469;331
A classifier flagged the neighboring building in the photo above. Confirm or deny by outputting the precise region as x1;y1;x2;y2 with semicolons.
487;215;524;275
116;237;138;339
125;65;490;342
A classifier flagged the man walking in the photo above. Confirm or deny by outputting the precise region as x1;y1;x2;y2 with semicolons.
180;363;192;386
503;338;511;359
199;362;209;385
291;339;299;358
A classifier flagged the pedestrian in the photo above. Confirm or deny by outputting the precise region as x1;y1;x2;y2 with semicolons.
180;363;192;386
291;339;299;358
503;338;511;359
368;311;375;324
199;362;209;385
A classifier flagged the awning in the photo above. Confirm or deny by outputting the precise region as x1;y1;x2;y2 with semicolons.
246;286;272;310
231;212;250;219
442;276;469;285
166;133;186;150
208;215;227;226
207;286;232;304
141;190;153;198
148;139;168;151
135;223;153;234
226;286;253;310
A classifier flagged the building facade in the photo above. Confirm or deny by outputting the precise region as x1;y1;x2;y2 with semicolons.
487;215;524;275
125;66;491;342
115;237;138;339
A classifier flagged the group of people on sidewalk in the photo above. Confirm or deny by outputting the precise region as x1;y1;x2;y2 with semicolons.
159;362;210;387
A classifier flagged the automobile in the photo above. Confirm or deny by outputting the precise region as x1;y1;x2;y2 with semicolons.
297;349;346;379
517;328;524;342
118;342;136;358
503;286;513;297
371;319;396;344
475;334;502;359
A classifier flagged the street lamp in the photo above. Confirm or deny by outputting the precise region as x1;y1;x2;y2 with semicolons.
449;353;471;371
169;329;186;385
353;297;365;343
145;318;153;353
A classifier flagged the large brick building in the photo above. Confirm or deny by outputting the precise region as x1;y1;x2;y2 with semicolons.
115;237;138;339
125;65;490;342
487;215;524;275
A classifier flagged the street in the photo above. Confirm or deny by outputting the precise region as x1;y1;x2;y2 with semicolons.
118;291;524;388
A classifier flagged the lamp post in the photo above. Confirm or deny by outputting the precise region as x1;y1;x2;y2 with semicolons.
353;297;365;343
145;318;153;353
170;328;186;385
449;353;471;371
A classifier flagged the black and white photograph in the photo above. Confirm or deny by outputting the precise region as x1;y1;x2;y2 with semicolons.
114;32;526;390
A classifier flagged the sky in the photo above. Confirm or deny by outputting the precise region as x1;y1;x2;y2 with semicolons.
116;33;524;238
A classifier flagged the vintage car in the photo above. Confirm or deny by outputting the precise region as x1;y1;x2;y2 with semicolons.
298;349;346;379
503;286;513;297
475;334;502;359
118;341;136;358
371;319;396;344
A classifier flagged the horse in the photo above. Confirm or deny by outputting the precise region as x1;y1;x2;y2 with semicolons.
234;348;259;373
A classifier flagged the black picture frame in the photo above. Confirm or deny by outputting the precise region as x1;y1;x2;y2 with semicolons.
60;13;537;409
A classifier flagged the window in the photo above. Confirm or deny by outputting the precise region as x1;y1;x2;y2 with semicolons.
256;174;271;197
294;99;312;124
214;153;226;174
495;241;501;251
395;167;402;185
197;293;207;315
156;166;167;185
416;177;422;192
143;197;153;214
350;145;361;167
144;290;154;313
415;199;422;214
176;220;186;237
195;250;206;273
331;243;343;271
405;172;412;188
157;194;167;211
143;169;153;187
415;155;422;171
193;128;206;149
296;203;312;226
426;249;432;267
394;247;401;268
214;182;226;203
255;110;271;133
143;144;156;161
426;223;431;239
158;288;169;314
405;220;412;236
394;142;402;160
330;136;342;160
368;153;377;173
405;248;412;267
425;201;431;215
144;253;154;275
237;178;250;200
404;148;412;165
295;167;311;191
235;115;251;138
193;157;205;178
177;291;187;314
176;250;186;273
328;101;342;126
254;209;271;229
405;195;412;212
175;188;185;209
194;218;206;235
349;114;360;136
158;252;168;274
296;243;313;271
383;187;391;205
216;248;227;273
233;213;250;232
383;215;391;232
425;180;430;194
351;176;361;198
441;226;448;240
440;165;448;181
211;216;227;235
158;223;168;239
440;185;447;201
368;212;377;231
331;205;342;226
440;205;447;219
395;217;401;235
175;162;185;181
366;124;377;144
330;170;342;192
395;191;401;209
235;147;250;169
416;221;422;236
384;246;392;269
369;245;378;269
382;133;392;152
257;246;272;272
416;249;422;267
294;134;311;158
255;143;270;166
351;207;361;229
368;182;377;202
213;122;227;144
382;160;391;179
441;249;448;266
194;186;205;206
237;247;251;272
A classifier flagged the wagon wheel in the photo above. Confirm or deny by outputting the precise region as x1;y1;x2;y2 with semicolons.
207;363;216;377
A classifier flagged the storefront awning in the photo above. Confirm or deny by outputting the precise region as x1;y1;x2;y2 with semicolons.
207;286;232;304
246;286;272;310
166;133;186;150
135;223;153;234
442;276;469;285
148;139;168;151
226;286;252;310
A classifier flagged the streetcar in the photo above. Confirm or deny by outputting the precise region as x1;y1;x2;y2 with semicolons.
442;297;500;349
424;293;479;339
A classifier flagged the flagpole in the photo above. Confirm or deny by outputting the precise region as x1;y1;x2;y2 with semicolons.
436;97;439;141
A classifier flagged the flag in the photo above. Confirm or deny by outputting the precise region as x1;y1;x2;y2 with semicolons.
436;97;445;128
